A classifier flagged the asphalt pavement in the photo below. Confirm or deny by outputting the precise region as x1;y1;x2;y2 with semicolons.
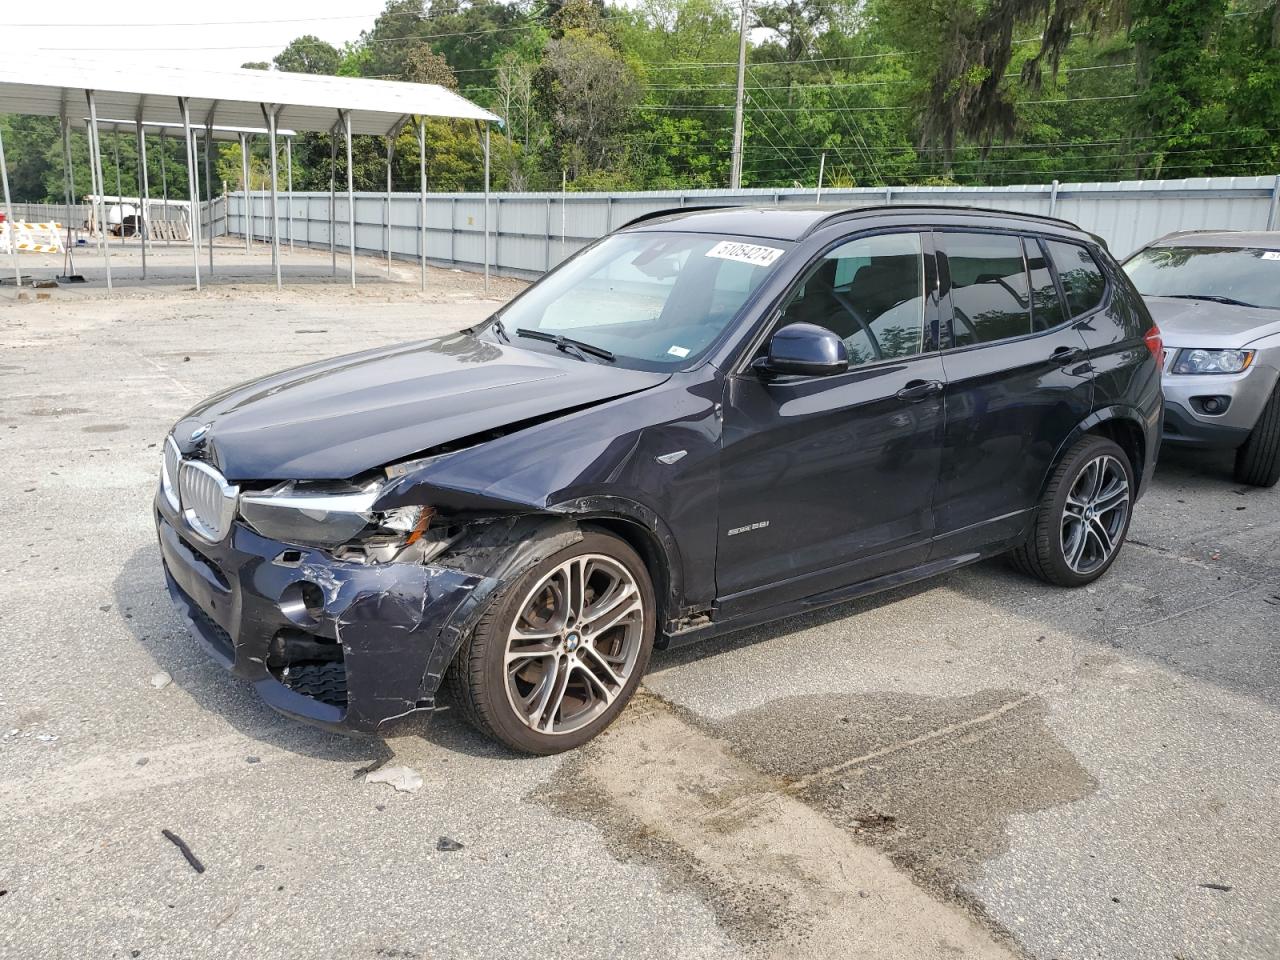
2;255;1277;960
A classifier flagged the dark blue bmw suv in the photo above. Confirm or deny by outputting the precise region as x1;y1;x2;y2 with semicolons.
155;205;1163;753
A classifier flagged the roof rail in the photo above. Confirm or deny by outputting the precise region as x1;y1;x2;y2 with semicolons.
802;203;1084;238
618;205;733;230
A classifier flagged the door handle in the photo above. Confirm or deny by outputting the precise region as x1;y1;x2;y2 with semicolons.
1052;346;1086;365
896;379;943;402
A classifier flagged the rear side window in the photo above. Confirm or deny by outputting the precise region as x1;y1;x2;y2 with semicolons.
942;232;1031;347
1047;240;1107;317
1025;238;1067;331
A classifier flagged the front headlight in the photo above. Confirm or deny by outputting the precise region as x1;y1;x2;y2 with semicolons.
1172;348;1255;375
239;481;426;549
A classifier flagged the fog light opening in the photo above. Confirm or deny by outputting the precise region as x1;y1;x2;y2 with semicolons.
1191;395;1231;416
279;580;326;626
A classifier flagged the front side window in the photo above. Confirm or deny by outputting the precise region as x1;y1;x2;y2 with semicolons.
1123;245;1280;310
494;231;791;370
943;232;1032;346
1047;240;1107;316
777;232;926;367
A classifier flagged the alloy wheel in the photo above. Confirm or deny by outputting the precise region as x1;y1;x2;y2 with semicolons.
1060;454;1130;575
503;554;646;735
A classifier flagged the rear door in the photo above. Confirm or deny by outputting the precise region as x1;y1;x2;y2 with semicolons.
932;231;1094;555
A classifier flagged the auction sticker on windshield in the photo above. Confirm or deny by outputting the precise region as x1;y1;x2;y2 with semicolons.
706;240;784;267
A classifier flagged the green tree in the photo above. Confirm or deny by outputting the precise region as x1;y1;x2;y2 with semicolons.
273;35;342;75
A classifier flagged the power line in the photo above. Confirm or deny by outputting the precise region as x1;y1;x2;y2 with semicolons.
10;9;390;28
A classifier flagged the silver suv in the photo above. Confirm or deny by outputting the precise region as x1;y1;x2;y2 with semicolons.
1124;231;1280;487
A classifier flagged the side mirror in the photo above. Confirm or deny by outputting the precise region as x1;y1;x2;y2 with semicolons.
755;322;849;377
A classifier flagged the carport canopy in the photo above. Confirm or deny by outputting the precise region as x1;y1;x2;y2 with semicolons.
0;53;499;293
0;54;498;132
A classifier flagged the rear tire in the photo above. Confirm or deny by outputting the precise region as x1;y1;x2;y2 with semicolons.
446;529;655;755
1233;386;1280;488
1011;435;1134;587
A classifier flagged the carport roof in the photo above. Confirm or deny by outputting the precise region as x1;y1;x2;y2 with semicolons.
0;53;499;134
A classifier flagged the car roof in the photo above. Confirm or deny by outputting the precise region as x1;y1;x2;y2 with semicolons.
1145;230;1280;251
621;204;1094;242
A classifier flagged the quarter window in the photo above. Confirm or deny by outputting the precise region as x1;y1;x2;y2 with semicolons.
1025;238;1067;331
1047;240;1107;317
777;232;926;367
943;233;1032;346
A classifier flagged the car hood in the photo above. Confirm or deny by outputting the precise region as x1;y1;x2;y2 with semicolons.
175;332;670;481
1144;296;1280;348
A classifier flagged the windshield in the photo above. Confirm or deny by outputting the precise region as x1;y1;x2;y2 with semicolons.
491;231;791;369
1124;245;1280;309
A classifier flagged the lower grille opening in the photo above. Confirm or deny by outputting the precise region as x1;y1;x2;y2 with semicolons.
267;628;347;708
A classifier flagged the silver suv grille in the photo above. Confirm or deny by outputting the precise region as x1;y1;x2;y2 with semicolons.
178;458;239;542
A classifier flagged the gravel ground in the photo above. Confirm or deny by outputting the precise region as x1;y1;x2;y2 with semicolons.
1;254;1277;960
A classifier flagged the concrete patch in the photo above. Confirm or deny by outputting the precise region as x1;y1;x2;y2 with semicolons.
540;692;1020;960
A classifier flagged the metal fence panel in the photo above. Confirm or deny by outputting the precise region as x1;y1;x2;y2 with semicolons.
223;175;1280;279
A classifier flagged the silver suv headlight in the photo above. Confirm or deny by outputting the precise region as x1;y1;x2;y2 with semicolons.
1171;348;1255;375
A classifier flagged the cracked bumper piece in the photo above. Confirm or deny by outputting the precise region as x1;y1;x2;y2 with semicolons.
155;496;498;733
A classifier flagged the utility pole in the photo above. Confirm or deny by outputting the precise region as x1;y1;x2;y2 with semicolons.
730;0;748;190
816;152;826;203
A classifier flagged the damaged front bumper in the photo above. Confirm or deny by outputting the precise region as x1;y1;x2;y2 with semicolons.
155;493;500;733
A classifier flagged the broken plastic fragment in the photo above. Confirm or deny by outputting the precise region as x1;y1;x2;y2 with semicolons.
365;765;423;793
150;672;173;690
436;837;464;852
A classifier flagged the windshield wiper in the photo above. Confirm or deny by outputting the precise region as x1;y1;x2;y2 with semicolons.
515;328;616;363
488;316;510;341
1167;294;1259;308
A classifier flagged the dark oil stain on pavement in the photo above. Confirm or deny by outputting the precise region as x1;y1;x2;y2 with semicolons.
715;689;1097;898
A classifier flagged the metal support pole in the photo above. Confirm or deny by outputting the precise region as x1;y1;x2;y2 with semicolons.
1049;179;1060;217
0;121;21;289
60;117;76;263
483;123;490;293
135;121;149;279
159;131;169;243
178;97;201;291
86;91;113;292
1268;174;1280;231
137;119;151;255
204;122;214;275
240;132;251;254
112;132;124;256
385;131;397;277
342;111;355;289
286;137;294;253
561;169;566;257
417;118;427;292
265;105;282;289
730;0;748;190
329;127;337;277
816;152;826;204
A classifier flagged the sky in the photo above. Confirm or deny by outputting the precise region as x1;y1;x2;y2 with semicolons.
8;1;388;71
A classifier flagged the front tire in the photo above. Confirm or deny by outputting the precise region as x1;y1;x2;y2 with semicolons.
1011;435;1135;587
446;529;655;755
1234;385;1280;488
